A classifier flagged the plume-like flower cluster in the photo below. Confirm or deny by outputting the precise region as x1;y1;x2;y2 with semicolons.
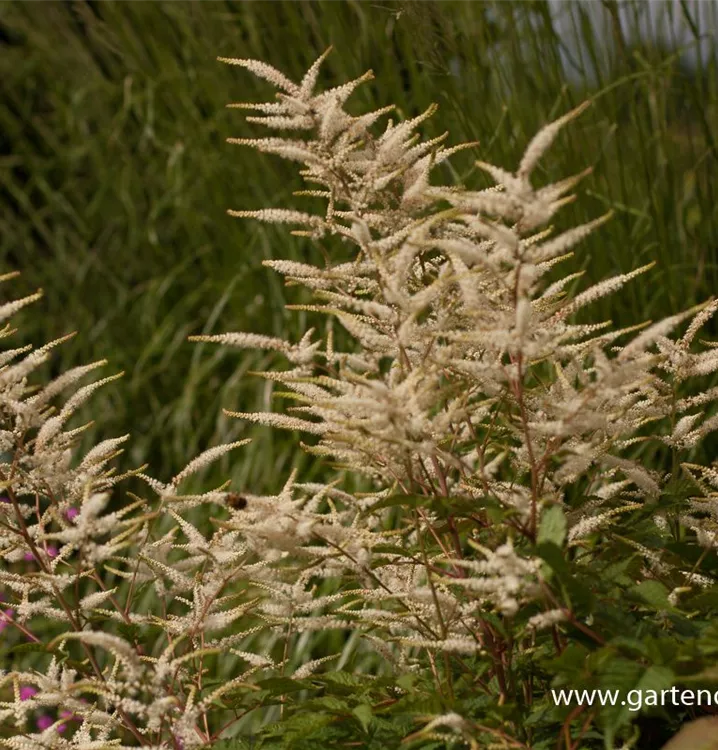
213;48;718;550
200;49;718;740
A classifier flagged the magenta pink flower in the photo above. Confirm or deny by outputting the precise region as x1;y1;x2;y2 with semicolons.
20;686;37;701
36;715;53;731
23;545;59;562
58;708;81;732
58;705;84;731
66;507;79;521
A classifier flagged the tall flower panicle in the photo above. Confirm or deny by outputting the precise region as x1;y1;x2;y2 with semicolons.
193;49;718;743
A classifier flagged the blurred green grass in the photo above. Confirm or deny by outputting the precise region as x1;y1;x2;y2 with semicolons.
0;0;716;493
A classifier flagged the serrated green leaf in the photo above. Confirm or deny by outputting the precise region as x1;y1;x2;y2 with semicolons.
631;580;672;611
303;695;350;712
537;504;567;547
311;671;373;689
535;541;568;576
396;674;416;692
352;703;373;732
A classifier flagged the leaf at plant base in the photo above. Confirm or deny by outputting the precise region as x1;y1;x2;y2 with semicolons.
661;717;718;750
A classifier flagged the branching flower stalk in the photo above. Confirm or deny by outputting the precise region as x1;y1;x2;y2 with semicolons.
3;49;718;749
200;49;718;743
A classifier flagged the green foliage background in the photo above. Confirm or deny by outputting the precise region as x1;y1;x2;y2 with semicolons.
1;0;716;493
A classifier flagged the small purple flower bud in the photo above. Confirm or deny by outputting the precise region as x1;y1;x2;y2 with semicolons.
66;507;79;521
24;552;34;562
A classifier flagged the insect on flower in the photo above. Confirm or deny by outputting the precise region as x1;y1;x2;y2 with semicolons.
225;492;248;510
